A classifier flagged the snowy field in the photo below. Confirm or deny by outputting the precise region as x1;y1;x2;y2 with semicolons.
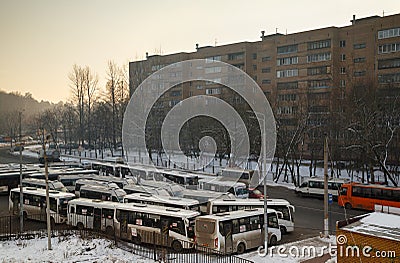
0;235;154;263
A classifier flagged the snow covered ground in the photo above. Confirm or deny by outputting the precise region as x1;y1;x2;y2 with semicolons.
0;235;154;263
240;235;337;263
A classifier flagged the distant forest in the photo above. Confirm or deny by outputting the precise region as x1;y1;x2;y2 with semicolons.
0;90;56;135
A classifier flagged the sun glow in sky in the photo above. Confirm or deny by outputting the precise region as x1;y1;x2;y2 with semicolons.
0;0;398;103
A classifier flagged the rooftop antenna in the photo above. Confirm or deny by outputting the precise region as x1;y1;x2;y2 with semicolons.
214;38;217;47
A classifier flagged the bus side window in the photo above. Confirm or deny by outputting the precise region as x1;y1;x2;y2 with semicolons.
70;206;75;214
232;219;239;234
300;182;307;188
340;187;348;196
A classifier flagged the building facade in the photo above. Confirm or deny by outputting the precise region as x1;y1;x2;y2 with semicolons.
129;14;400;161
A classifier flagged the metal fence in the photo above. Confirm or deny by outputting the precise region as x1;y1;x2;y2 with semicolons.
0;214;253;263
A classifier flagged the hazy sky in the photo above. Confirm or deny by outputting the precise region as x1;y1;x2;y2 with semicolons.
0;0;398;103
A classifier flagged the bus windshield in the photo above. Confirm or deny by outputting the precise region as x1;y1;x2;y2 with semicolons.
187;219;195;238
58;197;74;215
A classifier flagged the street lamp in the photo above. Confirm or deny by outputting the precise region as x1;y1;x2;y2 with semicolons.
249;111;268;251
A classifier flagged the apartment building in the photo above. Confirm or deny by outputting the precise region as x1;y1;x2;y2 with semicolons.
129;13;400;159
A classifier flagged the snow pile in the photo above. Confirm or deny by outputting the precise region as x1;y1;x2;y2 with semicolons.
0;235;154;263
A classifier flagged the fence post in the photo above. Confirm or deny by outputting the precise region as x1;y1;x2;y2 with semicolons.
153;231;156;261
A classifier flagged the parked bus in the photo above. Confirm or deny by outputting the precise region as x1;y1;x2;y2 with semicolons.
199;178;249;199
206;198;295;234
9;187;75;224
67;198;116;234
22;178;68;192
161;169;199;189
0;170;39;194
26;168;99;181
195;208;281;254
218;168;255;187
123;193;200;212
123;184;171;196
338;182;400;210
114;202;200;251
295;177;349;198
74;179;120;196
79;184;126;203
58;174;90;192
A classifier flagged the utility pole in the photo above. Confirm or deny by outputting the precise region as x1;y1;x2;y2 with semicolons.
19;111;23;232
42;131;52;250
323;135;329;237
262;114;268;251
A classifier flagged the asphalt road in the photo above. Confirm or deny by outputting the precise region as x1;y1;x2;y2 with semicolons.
260;185;366;243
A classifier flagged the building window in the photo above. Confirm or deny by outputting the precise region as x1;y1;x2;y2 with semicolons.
233;63;244;70
277;56;298;66
277;44;298;55
378;58;400;69
354;43;366;49
205;55;222;63
341;54;346;61
205;66;222;74
378;27;400;39
307;52;331;63
378;43;400;54
307;66;331;76
309;79;330;89
261;68;271;73
253;65;257;70
307;39;331;50
205;88;221;95
277;69;298;78
340;79;346;87
170;90;181;97
278;94;297;101
308;106;329;114
252;53;257;59
262;79;271;84
340;40;346;47
277;106;298;115
353;57;366;63
340;67;346;74
169;100;180;107
277;81;298;90
354;71;366;77
196;85;203;90
378;73;400;83
262;56;271;62
228;52;245;60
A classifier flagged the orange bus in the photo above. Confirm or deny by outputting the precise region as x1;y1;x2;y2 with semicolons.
338;182;400;210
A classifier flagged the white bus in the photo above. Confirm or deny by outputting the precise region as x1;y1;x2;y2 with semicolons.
79;184;126;203
123;192;200;212
22;178;68;192
198;178;249;199
74;179;120;196
195;208;281;254
123;184;171;196
206;198;295;234
9;187;76;225
218;168;255;187
161;169;199;189
67;198;116;234
295;177;349;198
114;202;200;251
58;174;90;192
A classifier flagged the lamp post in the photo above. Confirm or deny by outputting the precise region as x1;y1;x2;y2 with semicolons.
249;111;268;251
42;131;52;250
19;111;23;232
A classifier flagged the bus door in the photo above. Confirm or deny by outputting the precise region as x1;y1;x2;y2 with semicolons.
223;221;233;254
93;208;101;230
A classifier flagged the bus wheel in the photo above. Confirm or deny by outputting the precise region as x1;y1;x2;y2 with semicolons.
77;222;84;230
132;235;141;245
237;243;246;254
269;235;277;247
280;225;287;234
171;240;183;252
345;203;352;209
105;226;114;236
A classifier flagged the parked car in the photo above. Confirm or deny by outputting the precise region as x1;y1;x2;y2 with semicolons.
248;188;264;198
